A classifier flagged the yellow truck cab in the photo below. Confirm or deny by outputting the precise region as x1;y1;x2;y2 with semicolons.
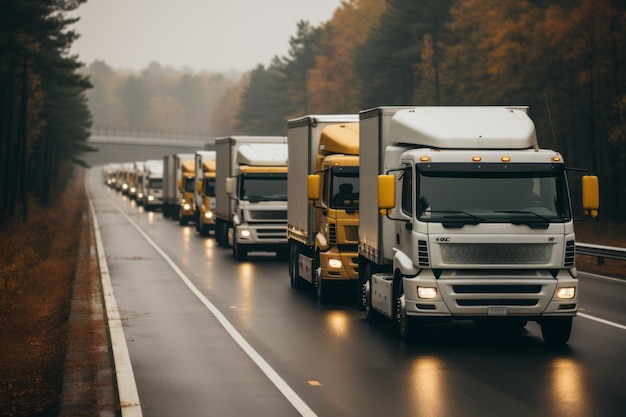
194;151;217;236
178;159;196;225
287;115;360;302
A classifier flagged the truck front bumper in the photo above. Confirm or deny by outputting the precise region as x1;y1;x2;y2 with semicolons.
403;270;578;318
235;223;288;248
320;251;359;281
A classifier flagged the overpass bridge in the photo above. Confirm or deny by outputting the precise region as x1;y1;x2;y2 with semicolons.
84;130;215;167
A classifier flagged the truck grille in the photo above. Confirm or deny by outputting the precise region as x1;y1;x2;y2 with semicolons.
256;228;286;239
564;240;575;268
329;224;337;244
247;210;287;220
440;243;551;265
418;240;429;267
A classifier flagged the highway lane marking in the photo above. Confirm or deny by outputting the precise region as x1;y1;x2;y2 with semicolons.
578;312;626;330
87;193;143;417
106;195;318;417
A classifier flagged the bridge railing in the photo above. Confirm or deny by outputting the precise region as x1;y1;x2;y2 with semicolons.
91;126;213;142
576;243;626;265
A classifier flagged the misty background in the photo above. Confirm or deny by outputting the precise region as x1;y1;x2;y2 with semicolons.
2;0;625;221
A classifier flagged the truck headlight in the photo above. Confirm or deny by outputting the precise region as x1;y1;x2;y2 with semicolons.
238;228;251;238
148;195;154;201
328;258;343;268
183;203;191;211
556;287;575;299
417;287;437;299
204;211;213;219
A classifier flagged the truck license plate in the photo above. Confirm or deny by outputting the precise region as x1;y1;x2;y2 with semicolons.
488;307;508;316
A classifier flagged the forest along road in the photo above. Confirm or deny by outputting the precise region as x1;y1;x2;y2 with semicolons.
87;167;626;417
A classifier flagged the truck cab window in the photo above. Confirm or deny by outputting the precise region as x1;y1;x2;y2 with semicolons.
329;166;359;210
204;178;215;197
417;167;571;222
239;173;288;202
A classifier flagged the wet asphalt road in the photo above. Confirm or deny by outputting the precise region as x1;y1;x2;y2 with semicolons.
87;168;626;417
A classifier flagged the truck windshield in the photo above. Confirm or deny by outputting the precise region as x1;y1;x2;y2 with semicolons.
240;173;287;202
329;166;359;210
203;178;215;197
183;177;196;193
148;178;162;189
417;164;571;223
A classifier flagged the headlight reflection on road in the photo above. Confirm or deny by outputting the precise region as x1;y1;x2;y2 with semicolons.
409;356;448;417
203;238;215;259
235;263;254;327
549;357;590;416
325;311;349;339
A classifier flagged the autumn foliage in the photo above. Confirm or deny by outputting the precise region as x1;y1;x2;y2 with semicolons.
83;0;625;220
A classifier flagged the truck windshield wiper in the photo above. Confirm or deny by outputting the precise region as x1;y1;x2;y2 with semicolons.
493;210;551;229
424;210;484;228
244;195;271;202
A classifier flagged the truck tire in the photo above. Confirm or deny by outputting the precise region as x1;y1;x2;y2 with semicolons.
200;223;210;237
397;280;419;342
232;229;247;260
289;244;301;289
363;265;381;324
314;252;327;303
215;220;224;246
540;317;572;346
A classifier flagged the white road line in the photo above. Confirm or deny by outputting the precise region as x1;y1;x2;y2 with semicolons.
578;312;626;330
105;194;318;417
87;195;143;417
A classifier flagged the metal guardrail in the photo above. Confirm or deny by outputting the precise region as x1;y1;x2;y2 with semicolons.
576;243;626;265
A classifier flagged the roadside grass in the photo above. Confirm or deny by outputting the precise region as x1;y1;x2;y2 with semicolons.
0;171;85;416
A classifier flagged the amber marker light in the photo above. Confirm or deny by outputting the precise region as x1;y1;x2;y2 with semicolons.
501;156;511;162
552;156;562;162
472;156;482;162
420;155;431;162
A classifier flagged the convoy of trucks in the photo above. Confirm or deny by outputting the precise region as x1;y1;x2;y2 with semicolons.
357;106;598;344
194;150;217;236
287;115;361;301
129;161;144;202
214;136;289;260
104;105;600;346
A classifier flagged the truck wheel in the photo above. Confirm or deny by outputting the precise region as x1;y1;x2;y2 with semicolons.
289;244;301;289
314;253;327;303
179;210;188;225
364;266;380;323
316;271;326;303
397;283;419;342
200;223;209;237
232;231;247;261
215;221;224;246
540;317;572;346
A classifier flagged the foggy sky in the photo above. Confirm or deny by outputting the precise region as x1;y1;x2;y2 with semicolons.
69;0;343;73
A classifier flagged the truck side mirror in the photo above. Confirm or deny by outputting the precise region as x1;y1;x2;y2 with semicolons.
582;175;599;217
378;175;396;215
307;174;321;204
225;177;234;196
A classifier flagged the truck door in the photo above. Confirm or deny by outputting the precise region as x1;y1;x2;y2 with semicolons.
397;165;414;257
